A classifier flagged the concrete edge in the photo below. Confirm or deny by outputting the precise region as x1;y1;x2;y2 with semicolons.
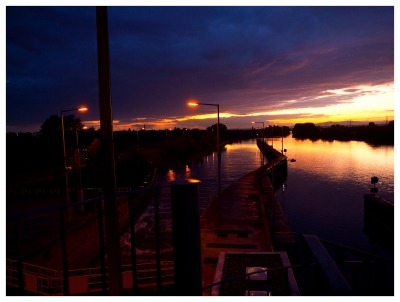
211;251;226;296
211;251;300;296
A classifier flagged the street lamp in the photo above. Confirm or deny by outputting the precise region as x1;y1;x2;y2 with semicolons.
269;125;275;148
75;126;87;211
252;121;264;142
188;101;222;224
132;125;145;148
252;121;265;166
61;107;88;221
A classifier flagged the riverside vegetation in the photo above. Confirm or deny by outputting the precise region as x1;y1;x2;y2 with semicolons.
292;121;394;145
6;125;262;193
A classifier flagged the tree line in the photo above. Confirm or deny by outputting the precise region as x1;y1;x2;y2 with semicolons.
292;122;394;145
6;114;266;191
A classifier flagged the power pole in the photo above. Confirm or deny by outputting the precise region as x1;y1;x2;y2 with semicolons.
96;6;122;295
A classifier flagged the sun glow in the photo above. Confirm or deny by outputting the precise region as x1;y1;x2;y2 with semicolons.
264;83;394;125
185;84;393;125
107;84;393;131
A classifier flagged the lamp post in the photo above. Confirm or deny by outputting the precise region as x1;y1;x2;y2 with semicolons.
281;125;284;154
75;126;88;211
270;125;274;148
132;125;144;148
188;101;222;224
61;107;88;221
252;121;264;143
252;121;265;166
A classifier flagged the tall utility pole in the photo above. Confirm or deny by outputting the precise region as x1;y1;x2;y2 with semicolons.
96;6;122;295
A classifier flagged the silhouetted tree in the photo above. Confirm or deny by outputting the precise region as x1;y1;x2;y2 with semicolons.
87;138;101;164
208;123;227;133
292;123;319;139
40;114;61;135
40;114;84;135
63;114;84;130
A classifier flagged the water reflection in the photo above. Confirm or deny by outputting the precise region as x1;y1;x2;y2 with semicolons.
128;137;394;265
167;169;175;182
276;136;393;260
281;138;394;199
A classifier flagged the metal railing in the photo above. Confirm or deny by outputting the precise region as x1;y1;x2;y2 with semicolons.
7;183;167;295
319;238;391;295
7;183;392;295
198;233;392;296
299;234;391;295
202;264;301;296
6;258;175;295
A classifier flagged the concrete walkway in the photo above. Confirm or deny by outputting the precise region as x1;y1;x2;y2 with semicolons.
200;168;273;294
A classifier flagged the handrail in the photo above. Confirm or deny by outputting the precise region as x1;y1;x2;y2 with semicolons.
319;239;387;261
7;172;209;295
202;264;302;293
201;264;301;295
6;258;175;295
7;176;167;295
302;234;354;295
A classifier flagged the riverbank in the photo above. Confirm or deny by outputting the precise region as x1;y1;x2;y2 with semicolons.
6;133;232;192
292;122;394;145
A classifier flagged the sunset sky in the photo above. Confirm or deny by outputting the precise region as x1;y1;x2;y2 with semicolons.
5;3;395;132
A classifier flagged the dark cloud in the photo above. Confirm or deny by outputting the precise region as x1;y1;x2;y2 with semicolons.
6;6;394;131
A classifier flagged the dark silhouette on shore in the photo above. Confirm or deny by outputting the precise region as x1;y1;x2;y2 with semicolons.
292;121;394;145
6;119;264;192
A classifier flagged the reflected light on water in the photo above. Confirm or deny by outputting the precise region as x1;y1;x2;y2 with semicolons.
224;142;259;151
283;138;394;195
277;136;393;257
129;137;393;270
185;165;191;178
167;169;176;182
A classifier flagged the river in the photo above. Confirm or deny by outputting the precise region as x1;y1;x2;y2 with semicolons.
120;136;394;264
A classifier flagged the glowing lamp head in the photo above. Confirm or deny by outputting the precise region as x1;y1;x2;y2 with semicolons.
78;107;88;112
188;101;198;107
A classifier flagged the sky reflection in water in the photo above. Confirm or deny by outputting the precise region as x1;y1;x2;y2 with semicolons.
131;137;393;262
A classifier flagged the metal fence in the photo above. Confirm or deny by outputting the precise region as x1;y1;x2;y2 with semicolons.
7;184;167;295
6;185;392;296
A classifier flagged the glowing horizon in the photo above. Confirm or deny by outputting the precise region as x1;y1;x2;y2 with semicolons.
81;82;393;131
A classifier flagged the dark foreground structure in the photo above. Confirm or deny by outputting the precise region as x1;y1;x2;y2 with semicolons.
6;140;393;296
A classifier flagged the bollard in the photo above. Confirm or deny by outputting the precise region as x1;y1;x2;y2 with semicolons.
170;179;202;295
